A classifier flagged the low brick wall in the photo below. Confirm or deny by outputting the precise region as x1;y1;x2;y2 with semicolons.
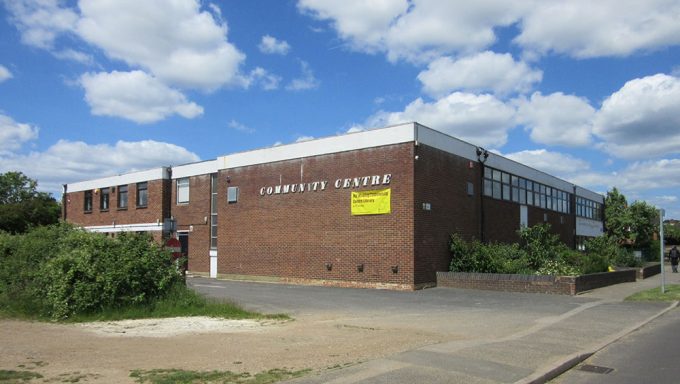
637;263;661;279
437;269;637;295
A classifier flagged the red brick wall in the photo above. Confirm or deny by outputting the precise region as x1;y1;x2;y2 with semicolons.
413;144;479;286
64;179;170;228
172;174;212;273
216;144;416;288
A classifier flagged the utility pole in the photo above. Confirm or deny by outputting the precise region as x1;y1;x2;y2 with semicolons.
660;208;666;294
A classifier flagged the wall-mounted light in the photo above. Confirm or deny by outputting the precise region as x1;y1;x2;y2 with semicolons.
325;262;333;271
391;265;399;274
357;263;364;272
226;176;231;183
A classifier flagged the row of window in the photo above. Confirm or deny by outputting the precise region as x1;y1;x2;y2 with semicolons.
576;197;603;220
483;167;571;214
84;182;147;212
176;177;239;206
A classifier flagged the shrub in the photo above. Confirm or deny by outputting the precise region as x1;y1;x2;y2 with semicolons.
39;231;181;319
518;224;565;270
0;225;182;320
536;259;580;276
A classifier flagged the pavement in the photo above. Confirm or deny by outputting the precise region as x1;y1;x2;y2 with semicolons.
190;269;680;384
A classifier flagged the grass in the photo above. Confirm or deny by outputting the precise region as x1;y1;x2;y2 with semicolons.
129;368;312;384
65;284;289;323
1;283;288;323
626;284;680;301
0;369;43;382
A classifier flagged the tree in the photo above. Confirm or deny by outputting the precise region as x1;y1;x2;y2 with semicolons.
0;172;60;233
604;187;633;244
604;187;658;250
665;221;680;245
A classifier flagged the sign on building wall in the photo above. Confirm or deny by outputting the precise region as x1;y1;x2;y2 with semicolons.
351;189;391;215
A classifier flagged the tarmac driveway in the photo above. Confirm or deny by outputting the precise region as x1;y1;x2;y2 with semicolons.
188;276;675;384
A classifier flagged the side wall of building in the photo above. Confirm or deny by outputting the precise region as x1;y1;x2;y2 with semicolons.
64;179;170;230
171;174;213;273
413;144;480;286
216;143;416;288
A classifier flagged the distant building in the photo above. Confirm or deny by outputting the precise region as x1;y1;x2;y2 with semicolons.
62;122;604;290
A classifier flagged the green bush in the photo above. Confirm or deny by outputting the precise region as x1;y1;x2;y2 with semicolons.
448;224;616;276
0;225;183;320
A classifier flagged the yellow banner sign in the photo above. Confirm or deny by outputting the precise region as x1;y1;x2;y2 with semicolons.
351;188;391;215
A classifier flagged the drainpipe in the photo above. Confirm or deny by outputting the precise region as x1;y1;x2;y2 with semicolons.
476;147;489;243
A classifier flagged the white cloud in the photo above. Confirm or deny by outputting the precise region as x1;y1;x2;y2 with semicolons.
258;35;291;55
514;92;594;147
246;67;282;90
298;0;409;55
503;149;591;177
52;48;94;65
286;61;320;91
76;0;245;91
0;65;13;82
299;1;680;62
594;74;680;159
3;0;78;49
228;120;255;134
516;1;680;58
0;113;39;155
362;92;516;148
295;135;315;142
0;139;200;195
80;71;204;124
417;52;542;97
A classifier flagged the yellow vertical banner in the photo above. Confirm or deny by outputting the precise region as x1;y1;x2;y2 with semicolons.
351;188;391;215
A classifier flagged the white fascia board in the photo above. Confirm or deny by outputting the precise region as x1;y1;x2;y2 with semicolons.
575;186;605;203
218;123;416;170
67;167;170;193
172;159;219;179
576;217;604;237
83;222;163;233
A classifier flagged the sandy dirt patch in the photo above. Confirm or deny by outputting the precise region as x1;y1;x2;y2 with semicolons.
76;316;268;337
0;314;444;383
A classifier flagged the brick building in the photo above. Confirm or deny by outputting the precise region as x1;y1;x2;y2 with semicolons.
63;122;605;290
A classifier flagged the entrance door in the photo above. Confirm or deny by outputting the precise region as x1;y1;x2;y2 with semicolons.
178;232;189;257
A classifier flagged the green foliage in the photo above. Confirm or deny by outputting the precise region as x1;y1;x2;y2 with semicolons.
130;368;311;384
448;224;628;276
0;225;183;320
517;224;565;270
665;222;680;244
39;231;181;319
0;171;60;234
604;187;659;253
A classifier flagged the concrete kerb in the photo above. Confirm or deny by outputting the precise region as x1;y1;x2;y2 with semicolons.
515;300;679;384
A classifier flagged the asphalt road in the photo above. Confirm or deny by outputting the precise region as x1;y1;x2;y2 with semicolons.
552;307;680;384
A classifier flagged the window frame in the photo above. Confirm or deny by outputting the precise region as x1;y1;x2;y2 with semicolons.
136;182;148;208
176;177;190;205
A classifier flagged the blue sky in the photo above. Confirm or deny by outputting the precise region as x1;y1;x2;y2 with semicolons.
1;0;679;218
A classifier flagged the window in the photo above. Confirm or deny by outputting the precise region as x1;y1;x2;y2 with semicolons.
227;186;239;203
100;187;110;211
136;182;148;207
177;178;189;204
482;166;571;214
576;197;603;220
117;185;128;209
84;190;93;212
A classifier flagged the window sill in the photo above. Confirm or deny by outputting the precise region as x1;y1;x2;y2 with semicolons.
84;210;92;214
117;207;128;211
100;209;109;213
136;205;147;209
